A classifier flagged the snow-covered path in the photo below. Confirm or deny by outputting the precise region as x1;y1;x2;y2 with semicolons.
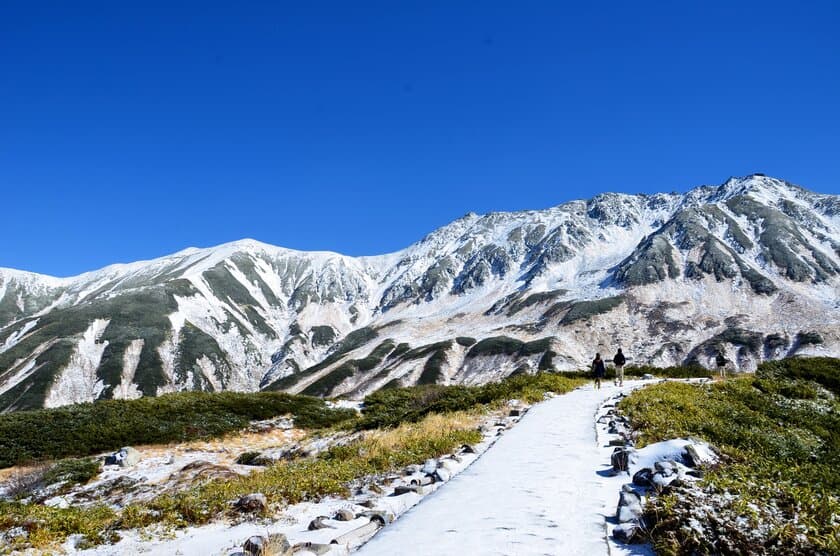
358;383;637;556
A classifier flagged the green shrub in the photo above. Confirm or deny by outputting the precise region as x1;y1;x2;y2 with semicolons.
620;357;840;553
235;451;263;466
0;391;356;468
42;458;101;488
559;296;624;324
360;371;586;429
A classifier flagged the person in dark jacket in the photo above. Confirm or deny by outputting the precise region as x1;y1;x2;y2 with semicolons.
613;348;626;386
715;351;728;378
592;353;606;389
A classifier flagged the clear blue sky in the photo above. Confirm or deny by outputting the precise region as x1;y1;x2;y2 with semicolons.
2;1;839;277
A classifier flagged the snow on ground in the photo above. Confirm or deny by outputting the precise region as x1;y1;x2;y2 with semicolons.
358;382;648;556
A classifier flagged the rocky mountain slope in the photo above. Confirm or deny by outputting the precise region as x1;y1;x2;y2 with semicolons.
1;175;838;411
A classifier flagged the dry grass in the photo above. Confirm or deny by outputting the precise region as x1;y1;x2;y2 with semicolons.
2;464;48;499
362;410;482;457
138;426;308;468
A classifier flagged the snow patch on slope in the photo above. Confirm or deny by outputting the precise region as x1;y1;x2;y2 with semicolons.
114;339;144;400
44;319;111;407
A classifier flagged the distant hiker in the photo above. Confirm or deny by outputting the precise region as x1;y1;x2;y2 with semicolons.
613;348;626;386
591;353;606;389
715;351;727;378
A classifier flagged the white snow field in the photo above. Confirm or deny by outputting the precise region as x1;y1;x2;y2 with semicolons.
359;382;649;556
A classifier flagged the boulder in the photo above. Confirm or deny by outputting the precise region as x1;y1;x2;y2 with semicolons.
357;510;394;524
617;488;641;508
632;468;653;487
616;488;643;523
290;542;332;555
683;442;716;467
307;516;333;531
654;460;677;477
333;509;355;522
617;503;642;523
613;521;642;543
443;455;461;465
460;444;477;454
410;475;434;486
650;472;673;493
392;485;419;496
234;493;267;514
243;534;291;556
433;468;451;483
422;459;438;475
105;447;140;468
611;447;631;473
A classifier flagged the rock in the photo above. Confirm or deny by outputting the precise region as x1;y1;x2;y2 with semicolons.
651;472;673;493
460;444;477;454
613;521;642;543
611;447;631;472
410;475;434;486
356;498;376;508
616;489;643;523
392;485;419;496
654;460;677;477
422;459;438;475
608;438;626;447
357;510;394;524
367;483;384;494
618;488;641;507
168;461;241;491
243;534;291;556
642;373;655;380
433;468;451;482
105;447;140;468
632;468;653;487
617;503;642;523
333;509;355;521
234;493;267;514
290;542;332;555
308;516;334;530
440;458;459;471
402;464;421;475
683;442;716;467
509;408;522;417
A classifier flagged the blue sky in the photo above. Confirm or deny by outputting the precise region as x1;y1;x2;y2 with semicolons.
2;1;839;277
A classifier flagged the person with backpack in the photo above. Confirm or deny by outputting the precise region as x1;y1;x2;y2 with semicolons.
591;353;606;389
613;348;626;386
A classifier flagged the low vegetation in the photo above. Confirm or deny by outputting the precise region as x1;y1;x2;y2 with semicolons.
0;391;357;468
0;368;592;550
0;412;483;550
619;357;840;554
359;371;586;429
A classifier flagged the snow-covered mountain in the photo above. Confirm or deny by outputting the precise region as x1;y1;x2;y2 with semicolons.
1;175;838;411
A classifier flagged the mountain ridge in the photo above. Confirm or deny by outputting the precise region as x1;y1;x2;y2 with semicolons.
1;174;838;411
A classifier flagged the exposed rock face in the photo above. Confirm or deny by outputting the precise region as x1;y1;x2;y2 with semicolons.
1;175;839;410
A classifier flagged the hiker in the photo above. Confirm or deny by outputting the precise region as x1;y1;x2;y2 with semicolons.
715;351;727;378
591;353;606;389
613;348;626;386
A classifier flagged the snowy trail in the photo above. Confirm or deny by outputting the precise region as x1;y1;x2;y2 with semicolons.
358;383;639;556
